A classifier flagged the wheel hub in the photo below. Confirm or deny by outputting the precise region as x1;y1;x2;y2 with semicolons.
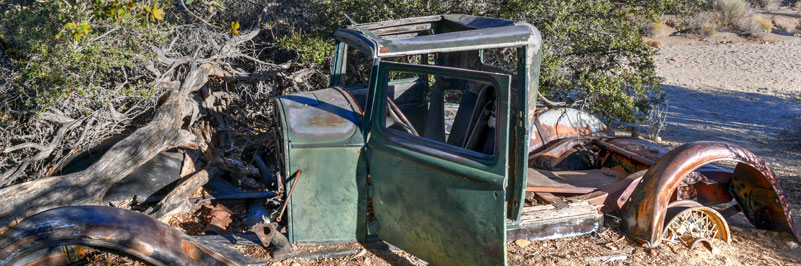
662;204;730;247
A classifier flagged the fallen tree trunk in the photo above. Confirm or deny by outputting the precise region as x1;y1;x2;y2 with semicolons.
0;64;216;233
0;29;264;233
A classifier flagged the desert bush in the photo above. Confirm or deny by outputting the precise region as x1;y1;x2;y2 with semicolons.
710;0;748;26
752;16;774;32
689;12;721;36
750;0;779;9
640;22;665;37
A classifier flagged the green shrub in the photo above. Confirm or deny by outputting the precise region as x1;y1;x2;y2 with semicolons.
277;30;335;65
295;0;704;124
0;1;170;115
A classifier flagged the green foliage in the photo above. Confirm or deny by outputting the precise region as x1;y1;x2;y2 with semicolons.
1;0;171;114
62;21;92;41
184;0;226;14
277;31;335;65
300;0;703;124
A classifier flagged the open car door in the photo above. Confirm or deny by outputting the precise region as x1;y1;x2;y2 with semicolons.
366;62;511;266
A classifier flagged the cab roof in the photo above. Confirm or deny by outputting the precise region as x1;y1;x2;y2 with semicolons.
334;14;541;58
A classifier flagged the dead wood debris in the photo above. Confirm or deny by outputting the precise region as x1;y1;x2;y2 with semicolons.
0;24;307;233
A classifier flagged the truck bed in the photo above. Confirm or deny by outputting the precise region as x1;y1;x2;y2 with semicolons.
506;168;620;241
526;168;620;194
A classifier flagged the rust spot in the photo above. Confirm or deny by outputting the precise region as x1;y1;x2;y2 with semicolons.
181;240;203;260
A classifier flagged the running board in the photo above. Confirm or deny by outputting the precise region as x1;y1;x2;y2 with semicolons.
507;201;603;241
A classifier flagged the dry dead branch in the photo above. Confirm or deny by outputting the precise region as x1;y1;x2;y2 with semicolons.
0;30;264;233
150;166;220;221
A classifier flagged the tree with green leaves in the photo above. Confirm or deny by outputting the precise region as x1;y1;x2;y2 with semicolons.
301;0;703;124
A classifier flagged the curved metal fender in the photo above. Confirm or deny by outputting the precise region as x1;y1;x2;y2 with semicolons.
620;141;799;246
0;206;235;266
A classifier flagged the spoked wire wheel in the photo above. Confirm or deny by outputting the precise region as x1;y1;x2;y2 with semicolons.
662;200;731;248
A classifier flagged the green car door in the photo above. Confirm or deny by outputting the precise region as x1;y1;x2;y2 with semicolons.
366;61;511;266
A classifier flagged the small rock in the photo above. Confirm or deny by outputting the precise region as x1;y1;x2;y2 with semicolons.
515;239;531;248
787;241;799;250
648;248;657;256
711;246;720;255
353;248;367;258
752;228;768;237
290;263;301;266
270;263;282;266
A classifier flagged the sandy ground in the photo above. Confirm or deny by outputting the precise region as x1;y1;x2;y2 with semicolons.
654;36;801;244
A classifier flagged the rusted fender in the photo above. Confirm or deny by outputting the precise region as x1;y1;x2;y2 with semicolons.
0;206;236;266
620;141;798;246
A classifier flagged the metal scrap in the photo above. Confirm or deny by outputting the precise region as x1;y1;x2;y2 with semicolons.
204;203;233;235
249;222;294;260
276;170;301;222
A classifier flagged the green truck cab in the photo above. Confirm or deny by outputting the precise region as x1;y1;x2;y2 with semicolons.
273;15;798;266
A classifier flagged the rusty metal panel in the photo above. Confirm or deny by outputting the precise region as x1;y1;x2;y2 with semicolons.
730;163;796;238
619;142;799;246
530;108;607;152
604;137;668;164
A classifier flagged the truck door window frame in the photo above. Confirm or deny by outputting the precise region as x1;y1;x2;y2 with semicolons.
370;61;510;171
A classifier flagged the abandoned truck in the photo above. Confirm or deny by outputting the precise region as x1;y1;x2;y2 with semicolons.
1;15;798;266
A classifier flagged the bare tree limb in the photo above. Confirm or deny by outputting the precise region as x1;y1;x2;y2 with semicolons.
150;166;220;221
0;118;85;185
0;84;192;233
